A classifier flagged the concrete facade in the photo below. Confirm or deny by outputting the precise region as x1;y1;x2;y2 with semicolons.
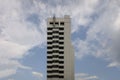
47;15;74;80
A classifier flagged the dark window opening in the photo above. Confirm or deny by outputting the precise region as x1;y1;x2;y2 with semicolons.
59;32;64;35
59;28;64;30
49;22;53;25
47;42;52;44
47;32;52;35
47;46;52;49
47;75;64;78
59;51;64;54
51;75;59;78
59;42;64;44
47;37;52;39
60;22;64;25
59;71;64;73
59;61;64;64
52;70;59;73
47;75;52;78
47;70;52;73
47;51;52;54
59;37;64;40
59;47;64;49
47;61;52;63
59;56;64;59
59;66;64;69
47;56;52;59
53;60;59;63
55;22;59;25
47;66;52;68
47;28;52;30
59;76;64;78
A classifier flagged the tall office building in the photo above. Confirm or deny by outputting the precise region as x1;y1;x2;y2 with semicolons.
47;15;74;80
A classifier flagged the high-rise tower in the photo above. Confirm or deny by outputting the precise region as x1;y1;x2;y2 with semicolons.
47;15;74;80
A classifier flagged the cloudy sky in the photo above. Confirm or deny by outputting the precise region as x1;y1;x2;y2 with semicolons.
0;0;120;80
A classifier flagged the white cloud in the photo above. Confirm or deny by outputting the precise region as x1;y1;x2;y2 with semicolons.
32;71;43;79
87;0;120;67
74;0;120;68
0;39;28;59
0;69;16;78
0;0;45;78
0;58;31;78
114;13;120;31
75;73;99;80
107;62;120;68
29;0;99;33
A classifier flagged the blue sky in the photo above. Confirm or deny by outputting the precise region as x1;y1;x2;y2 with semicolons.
0;0;120;80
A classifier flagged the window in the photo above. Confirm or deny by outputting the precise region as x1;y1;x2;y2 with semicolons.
59;51;64;54
47;42;52;44
53;50;59;53
47;46;52;49
59;56;64;59
53;60;59;63
59;71;64;73
55;22;59;25
59;28;64;30
47;61;52;63
59;46;64;49
59;61;64;64
51;75;59;78
47;28;52;30
49;22;53;25
47;75;53;78
60;22;64;25
52;65;59;68
59;32;64;35
59;66;64;69
47;75;64;78
47;66;52;68
47;70;52;73
59;42;64;44
59;76;64;78
47;51;52;54
47;32;52;35
47;56;52;59
52;70;59;73
59;37;64;40
47;37;52;39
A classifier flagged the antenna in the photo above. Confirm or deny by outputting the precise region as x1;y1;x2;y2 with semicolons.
53;14;56;27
